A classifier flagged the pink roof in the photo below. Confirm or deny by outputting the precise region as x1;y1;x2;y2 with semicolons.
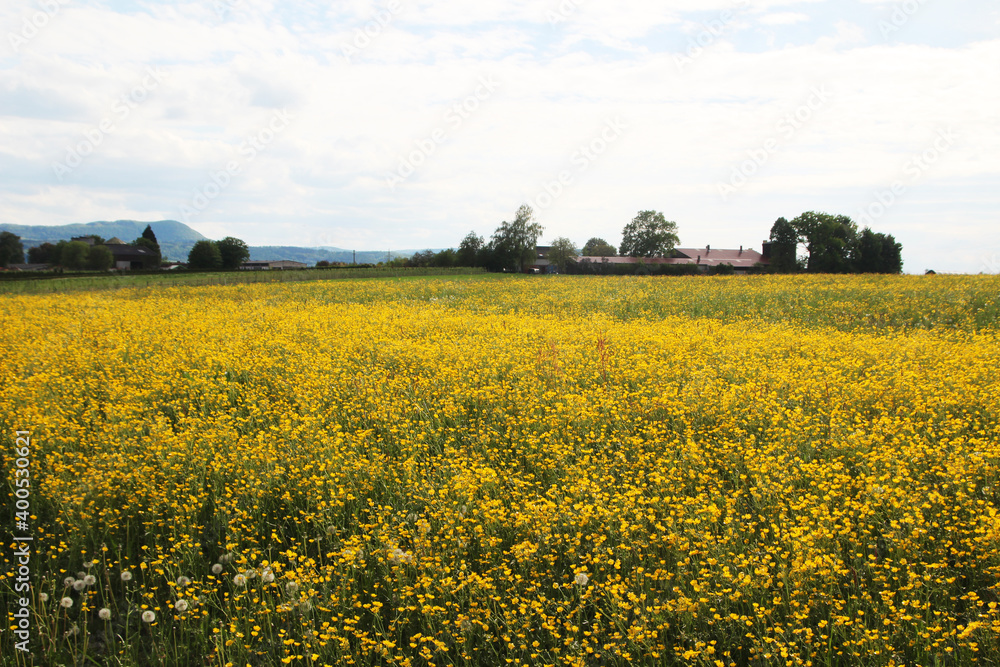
577;246;766;267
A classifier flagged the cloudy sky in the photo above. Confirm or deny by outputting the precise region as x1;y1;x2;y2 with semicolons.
1;0;998;273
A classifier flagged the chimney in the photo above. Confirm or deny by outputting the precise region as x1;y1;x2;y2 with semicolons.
739;245;743;255
706;244;710;255
696;254;701;264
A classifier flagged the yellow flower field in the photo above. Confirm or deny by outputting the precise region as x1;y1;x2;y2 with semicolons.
2;274;999;666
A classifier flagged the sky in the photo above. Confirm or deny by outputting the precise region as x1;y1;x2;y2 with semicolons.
1;0;998;273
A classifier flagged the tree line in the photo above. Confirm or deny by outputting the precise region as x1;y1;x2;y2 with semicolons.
768;212;902;274
0;225;163;270
389;206;682;273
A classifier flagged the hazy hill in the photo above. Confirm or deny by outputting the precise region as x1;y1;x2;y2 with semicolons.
0;220;207;263
0;220;427;265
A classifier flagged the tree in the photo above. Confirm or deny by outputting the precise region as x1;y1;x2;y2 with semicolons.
142;224;159;246
28;242;58;264
878;233;903;274
59;241;91;270
581;237;616;257
87;245;113;271
620;211;679;258
547;237;578;273
457;231;485;267
432;248;458;268
791;211;856;273
490;204;544;272
188;240;222;270
768;217;800;272
0;231;24;267
217;237;250;270
133;237;161;268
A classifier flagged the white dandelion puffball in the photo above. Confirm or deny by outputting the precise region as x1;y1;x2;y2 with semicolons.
60;597;73;609
63;576;76;588
211;563;223;575
39;592;49;603
262;570;275;584
73;579;86;591
174;599;189;612
142;610;156;623
120;570;133;582
574;572;589;586
285;581;299;595
177;576;192;587
83;575;96;586
99;608;112;621
233;574;247;587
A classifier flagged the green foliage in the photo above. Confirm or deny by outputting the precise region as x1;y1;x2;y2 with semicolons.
457;231;485;267
768;217;799;272
87;245;114;271
791;211;857;273
142;224;159;246
217;237;250;270
488;205;544;272
187;240;223;270
0;231;24;267
620;211;679;258
546;237;578;273
60;241;92;270
581;237;617;257
133;237;162;268
27;242;58;264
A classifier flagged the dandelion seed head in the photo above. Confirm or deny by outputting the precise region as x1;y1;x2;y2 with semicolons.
73;579;86;591
83;575;96;586
98;608;112;620
233;574;247;587
142;610;156;623
63;576;76;588
39;592;49;603
211;563;223;575
574;572;589;586
60;597;73;609
175;599;189;612
120;571;133;582
177;576;192;587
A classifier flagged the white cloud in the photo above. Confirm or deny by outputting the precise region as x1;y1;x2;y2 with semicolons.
0;0;997;272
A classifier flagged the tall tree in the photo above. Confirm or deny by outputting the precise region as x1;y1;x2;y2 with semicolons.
457;231;485;267
0;231;24;267
546;237;578;273
59;241;91;270
87;245;114;271
28;242;58;264
878;233;903;274
142;224;159;246
581;237;617;257
620;211;679;258
188;240;223;270
768;217;799;272
217;237;250;270
791;211;857;273
490;205;544;272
